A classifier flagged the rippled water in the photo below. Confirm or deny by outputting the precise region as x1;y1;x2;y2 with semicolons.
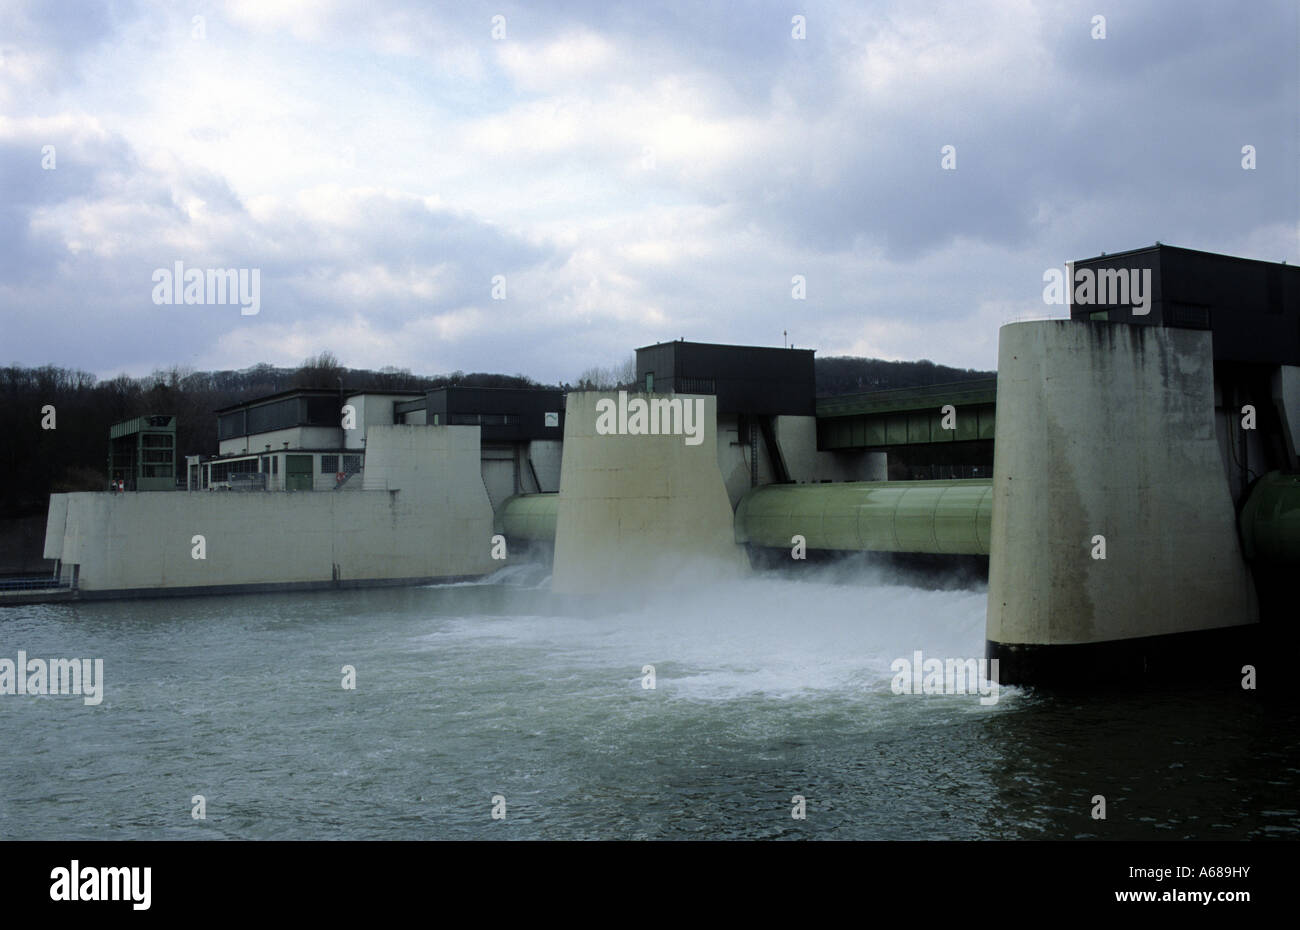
1;561;1295;840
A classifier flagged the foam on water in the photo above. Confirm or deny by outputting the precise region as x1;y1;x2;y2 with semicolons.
425;562;553;589
412;565;1004;705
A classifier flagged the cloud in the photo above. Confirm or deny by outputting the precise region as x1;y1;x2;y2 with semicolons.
0;0;1295;385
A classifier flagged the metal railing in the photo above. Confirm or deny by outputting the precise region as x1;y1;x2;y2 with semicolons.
0;576;71;592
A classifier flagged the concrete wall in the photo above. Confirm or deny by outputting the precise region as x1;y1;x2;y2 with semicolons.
1214;374;1276;504
716;414;779;508
552;392;749;594
526;440;563;493
1272;365;1300;469
344;393;413;450
987;321;1257;653
480;447;516;512
343;394;369;450
479;439;564;512
773;415;887;484
43;495;69;560
715;415;887;508
45;425;495;594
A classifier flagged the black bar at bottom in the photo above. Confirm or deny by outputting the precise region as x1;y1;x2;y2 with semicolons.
0;840;1280;917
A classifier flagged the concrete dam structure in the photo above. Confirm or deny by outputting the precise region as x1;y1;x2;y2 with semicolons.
43;426;498;597
498;245;1299;686
30;244;1300;687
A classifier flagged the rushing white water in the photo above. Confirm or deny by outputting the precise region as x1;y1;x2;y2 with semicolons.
420;568;994;703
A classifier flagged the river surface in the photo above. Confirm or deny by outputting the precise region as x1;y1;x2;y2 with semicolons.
1;561;1296;840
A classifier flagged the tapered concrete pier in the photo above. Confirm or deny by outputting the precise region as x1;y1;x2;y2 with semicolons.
986;321;1258;684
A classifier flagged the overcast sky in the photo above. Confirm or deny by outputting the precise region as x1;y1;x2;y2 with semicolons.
1;0;1295;383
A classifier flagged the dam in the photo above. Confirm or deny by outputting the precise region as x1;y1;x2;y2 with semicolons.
31;244;1300;687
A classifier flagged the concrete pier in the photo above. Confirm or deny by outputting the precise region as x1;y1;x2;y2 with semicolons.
551;392;749;594
986;321;1258;684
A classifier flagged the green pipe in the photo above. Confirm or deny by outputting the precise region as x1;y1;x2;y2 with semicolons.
734;479;993;555
500;480;994;556
1239;471;1300;563
497;493;558;541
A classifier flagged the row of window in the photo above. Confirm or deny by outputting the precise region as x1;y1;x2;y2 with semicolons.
321;455;363;475
218;396;342;440
208;460;258;483
204;453;363;485
446;413;514;426
640;374;718;394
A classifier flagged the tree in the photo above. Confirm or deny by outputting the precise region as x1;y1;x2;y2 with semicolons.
576;354;636;390
294;351;345;388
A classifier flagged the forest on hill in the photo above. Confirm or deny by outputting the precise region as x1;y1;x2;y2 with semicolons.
814;356;994;396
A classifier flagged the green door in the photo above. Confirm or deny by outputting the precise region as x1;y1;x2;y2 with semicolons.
286;455;313;491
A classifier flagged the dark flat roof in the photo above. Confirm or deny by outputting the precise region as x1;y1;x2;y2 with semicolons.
201;448;363;461
426;386;565;393
215;387;424;414
109;415;176;437
636;339;816;354
1072;242;1293;268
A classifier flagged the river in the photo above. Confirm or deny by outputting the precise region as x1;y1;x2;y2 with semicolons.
1;561;1295;840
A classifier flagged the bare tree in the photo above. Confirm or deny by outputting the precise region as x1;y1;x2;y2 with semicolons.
294;351;346;388
616;353;636;387
576;354;637;390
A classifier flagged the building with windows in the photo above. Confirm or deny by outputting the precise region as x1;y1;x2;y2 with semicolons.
395;387;566;508
395;386;565;438
189;388;423;491
109;415;178;491
188;385;566;504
